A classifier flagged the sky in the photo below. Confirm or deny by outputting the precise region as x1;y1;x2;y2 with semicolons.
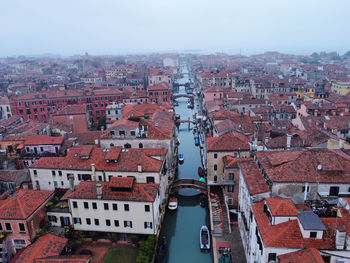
0;0;349;57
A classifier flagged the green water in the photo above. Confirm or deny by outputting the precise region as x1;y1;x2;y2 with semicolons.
160;85;212;263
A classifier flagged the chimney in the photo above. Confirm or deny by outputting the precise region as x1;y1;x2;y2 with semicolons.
264;137;269;145
91;163;96;181
137;163;142;173
68;174;74;192
339;138;345;149
287;134;292;148
96;184;102;199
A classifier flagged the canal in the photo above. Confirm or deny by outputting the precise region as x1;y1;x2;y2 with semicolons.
160;63;212;263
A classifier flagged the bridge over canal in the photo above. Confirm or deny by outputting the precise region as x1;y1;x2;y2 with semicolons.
169;178;208;195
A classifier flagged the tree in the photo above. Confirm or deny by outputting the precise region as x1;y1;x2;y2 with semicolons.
97;116;106;131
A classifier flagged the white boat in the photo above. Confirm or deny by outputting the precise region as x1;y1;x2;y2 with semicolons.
200;225;210;250
168;197;178;210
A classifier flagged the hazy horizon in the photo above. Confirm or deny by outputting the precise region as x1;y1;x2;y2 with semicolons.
1;0;349;57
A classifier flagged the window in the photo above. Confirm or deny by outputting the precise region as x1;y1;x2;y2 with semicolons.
53;181;58;187
113;204;118;210
58;171;62;176
214;164;217;171
33;170;37;176
114;220;119;227
40;146;44;152
104;203;109;210
18;223;25;232
84;202;89;209
5;223;12;232
92;202;97;209
73;218;82;224
146;177;155;183
310;232;317;238
139;143;143;148
0;223;2;231
145;205;150;212
214;153;218;159
86;218;91;225
302;186;310;192
52;171;56;176
124;204;129;211
268;253;277;261
48;215;57;222
106;219;111;226
94;219;99;226
228;173;234;181
73;201;78;208
329;186;339;196
119;130;125;136
124;220;132;228
228;185;234;192
144;222;152;229
130;131;135;136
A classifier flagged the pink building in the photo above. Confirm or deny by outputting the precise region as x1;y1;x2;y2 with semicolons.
0;189;54;260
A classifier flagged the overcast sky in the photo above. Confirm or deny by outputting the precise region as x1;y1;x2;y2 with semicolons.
0;0;349;57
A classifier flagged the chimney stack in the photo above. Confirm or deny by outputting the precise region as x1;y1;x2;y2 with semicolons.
137;163;142;173
286;134;292;149
264;137;269;145
68;174;75;192
91;163;96;181
96;184;102;199
339;138;345;149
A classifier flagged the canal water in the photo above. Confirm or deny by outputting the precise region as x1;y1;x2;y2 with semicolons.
160;64;212;263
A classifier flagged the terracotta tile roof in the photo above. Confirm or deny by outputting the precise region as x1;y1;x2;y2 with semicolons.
10;233;67;263
109;177;134;189
223;156;253;169
239;160;270;195
252;201;332;249
31;146;165;173
265;197;300;216
122;103;166;119
54;104;87;116
207;132;250;151
108;119;139;130
67;131;101;145
36;255;91;263
267;134;304;149
0;189;54;219
0;169;28;182
147;83;170;91
62;181;158;202
278;248;325;263
256;149;350;183
24;135;64;146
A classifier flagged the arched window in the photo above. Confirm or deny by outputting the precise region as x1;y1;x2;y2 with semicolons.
124;143;131;149
110;143;114;147
139;143;143;148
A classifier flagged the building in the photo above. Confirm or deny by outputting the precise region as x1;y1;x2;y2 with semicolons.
60;177;161;236
10;88;123;124
51;104;90;134
106;102;124;121
0;170;30;194
29;145;169;203
147;83;172;104
148;68;172;87
331;81;350;95
0;96;12;121
0;189;54;261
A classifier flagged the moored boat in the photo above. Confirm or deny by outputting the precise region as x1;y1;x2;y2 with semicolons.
194;137;200;146
179;154;184;163
168;197;178;210
198;166;204;177
200;225;210;250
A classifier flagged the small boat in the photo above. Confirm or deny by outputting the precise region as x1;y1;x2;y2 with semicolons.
194;137;200;146
178;154;184;163
200;194;207;208
200;225;210;250
172;100;179;107
156;236;167;263
194;132;199;139
168;197;178;210
198;167;204;177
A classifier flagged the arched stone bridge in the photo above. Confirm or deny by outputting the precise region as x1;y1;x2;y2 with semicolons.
172;94;194;103
169;179;208;195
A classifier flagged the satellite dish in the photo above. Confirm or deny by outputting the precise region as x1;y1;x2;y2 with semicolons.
317;164;322;171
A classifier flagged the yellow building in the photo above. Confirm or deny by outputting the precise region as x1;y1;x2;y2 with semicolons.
331;81;350;95
296;84;315;100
